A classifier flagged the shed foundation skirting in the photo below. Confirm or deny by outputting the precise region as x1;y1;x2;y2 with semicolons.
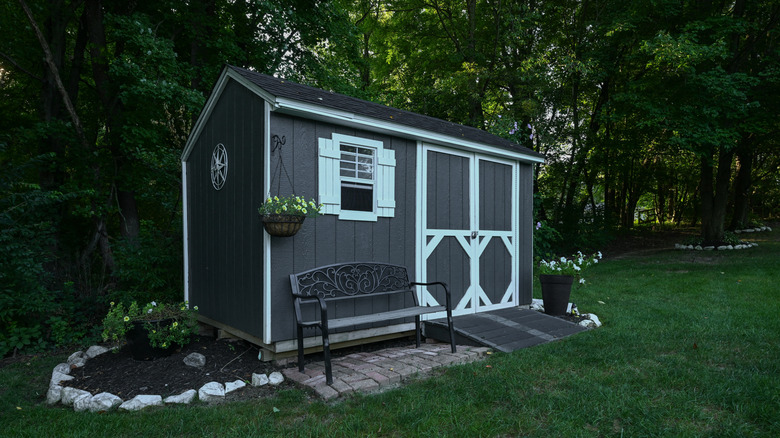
197;314;416;361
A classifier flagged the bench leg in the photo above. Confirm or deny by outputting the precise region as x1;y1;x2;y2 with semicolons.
322;330;333;385
447;310;456;354
297;325;305;373
415;315;421;348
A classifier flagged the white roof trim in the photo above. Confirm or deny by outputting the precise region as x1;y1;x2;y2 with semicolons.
182;66;545;164
273;97;545;164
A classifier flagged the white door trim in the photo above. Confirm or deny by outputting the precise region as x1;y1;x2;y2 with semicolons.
417;144;519;319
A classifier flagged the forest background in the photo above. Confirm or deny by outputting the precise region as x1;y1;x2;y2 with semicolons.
1;0;778;357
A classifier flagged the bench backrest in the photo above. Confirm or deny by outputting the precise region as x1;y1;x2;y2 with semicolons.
290;262;412;299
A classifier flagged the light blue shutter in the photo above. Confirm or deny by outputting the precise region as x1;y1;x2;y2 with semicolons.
318;138;340;215
377;148;396;217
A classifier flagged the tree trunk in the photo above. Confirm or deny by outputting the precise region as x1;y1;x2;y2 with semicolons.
729;142;753;230
700;148;734;244
118;189;141;243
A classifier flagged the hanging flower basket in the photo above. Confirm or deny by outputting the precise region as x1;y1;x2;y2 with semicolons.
261;214;306;237
258;195;322;237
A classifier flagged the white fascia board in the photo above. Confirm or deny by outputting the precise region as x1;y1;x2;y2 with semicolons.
181;67;276;162
273;97;546;164
263;100;273;345
182;162;189;304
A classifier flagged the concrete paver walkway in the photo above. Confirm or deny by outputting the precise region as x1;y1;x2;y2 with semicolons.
282;343;490;400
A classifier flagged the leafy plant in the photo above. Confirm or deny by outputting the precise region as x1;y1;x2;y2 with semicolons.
102;301;198;350
536;251;603;285
258;195;322;217
533;220;562;259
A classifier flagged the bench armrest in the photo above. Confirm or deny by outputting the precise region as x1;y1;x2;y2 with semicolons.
410;281;452;311
292;294;331;334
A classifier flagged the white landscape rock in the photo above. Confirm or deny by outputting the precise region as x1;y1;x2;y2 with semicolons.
73;394;95;412
119;395;163;411
53;362;71;375
61;387;91;406
225;380;247;394
164;389;197;404
268;372;285;386
67;351;87;368
252;373;270;387
46;384;64;405
88;392;123;412
51;371;74;386
583;313;602;327
198;382;225;402
85;345;110;359
530;299;544;312
183;352;206;368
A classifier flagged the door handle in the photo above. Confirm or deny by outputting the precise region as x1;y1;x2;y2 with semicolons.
471;231;478;239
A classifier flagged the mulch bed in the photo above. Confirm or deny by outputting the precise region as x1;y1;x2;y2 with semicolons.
62;335;417;402
63;337;292;401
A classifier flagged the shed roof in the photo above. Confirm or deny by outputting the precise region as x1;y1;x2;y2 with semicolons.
227;65;544;162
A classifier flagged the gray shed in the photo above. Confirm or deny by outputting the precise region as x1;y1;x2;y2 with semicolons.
181;65;545;359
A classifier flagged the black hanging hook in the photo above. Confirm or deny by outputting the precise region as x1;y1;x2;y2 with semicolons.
269;134;293;195
272;135;286;153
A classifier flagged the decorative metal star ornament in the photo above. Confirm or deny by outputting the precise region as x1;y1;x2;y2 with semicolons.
211;143;228;190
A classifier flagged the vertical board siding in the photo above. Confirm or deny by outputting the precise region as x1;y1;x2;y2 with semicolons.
187;79;265;337
269;114;418;342
427;152;470;230
479;160;512;231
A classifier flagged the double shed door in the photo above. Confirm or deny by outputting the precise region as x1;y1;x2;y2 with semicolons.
417;144;519;317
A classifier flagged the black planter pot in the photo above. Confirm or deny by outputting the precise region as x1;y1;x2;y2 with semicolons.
126;320;176;361
539;274;574;316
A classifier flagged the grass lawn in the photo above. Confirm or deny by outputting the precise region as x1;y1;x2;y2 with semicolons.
2;231;779;437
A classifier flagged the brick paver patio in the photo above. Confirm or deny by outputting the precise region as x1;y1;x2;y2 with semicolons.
282;343;491;400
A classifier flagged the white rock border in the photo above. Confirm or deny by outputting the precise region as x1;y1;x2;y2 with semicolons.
733;226;772;234
48;344;283;412
674;242;758;251
530;299;601;328
674;225;772;251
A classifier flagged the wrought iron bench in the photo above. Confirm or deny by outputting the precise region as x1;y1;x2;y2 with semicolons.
290;262;456;385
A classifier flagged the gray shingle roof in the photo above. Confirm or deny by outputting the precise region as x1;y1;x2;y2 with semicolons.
229;65;543;160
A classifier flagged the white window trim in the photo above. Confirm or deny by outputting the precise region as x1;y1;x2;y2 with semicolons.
318;133;395;221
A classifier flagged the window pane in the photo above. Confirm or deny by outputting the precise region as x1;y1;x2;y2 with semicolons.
341;183;373;212
356;147;373;156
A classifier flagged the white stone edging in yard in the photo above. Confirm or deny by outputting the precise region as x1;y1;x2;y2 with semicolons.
733;226;772;234
530;299;602;328
674;242;758;251
47;345;284;412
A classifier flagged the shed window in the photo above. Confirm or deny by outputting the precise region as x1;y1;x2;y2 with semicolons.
340;145;374;212
318;134;395;221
